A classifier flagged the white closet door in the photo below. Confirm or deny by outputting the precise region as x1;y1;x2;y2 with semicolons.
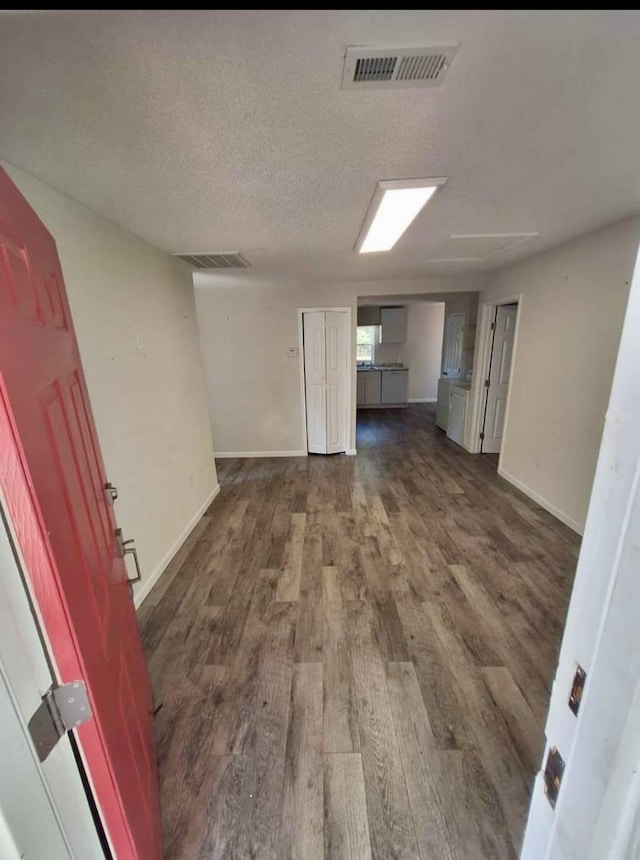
303;312;327;454
325;312;347;454
482;303;517;453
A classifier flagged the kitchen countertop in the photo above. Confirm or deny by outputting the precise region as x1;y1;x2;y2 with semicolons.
357;365;408;372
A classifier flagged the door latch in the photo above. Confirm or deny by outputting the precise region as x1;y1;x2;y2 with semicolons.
115;528;142;583
28;680;93;762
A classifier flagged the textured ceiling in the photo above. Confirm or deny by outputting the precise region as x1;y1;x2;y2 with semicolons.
1;10;640;281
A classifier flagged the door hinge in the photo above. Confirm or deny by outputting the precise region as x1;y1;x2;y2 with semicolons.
543;745;565;809
491;322;496;330
568;664;587;716
484;378;491;388
479;432;485;441
28;680;93;762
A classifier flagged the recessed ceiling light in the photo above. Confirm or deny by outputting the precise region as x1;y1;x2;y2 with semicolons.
356;177;447;254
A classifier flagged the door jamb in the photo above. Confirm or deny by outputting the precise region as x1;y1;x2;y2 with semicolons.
0;493;107;858
297;307;354;456
466;293;523;462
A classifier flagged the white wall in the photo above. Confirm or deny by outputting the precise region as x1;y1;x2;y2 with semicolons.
4;162;218;604
194;274;481;456
473;217;640;532
398;303;445;401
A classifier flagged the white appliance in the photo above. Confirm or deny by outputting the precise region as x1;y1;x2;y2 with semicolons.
446;384;470;447
436;378;453;430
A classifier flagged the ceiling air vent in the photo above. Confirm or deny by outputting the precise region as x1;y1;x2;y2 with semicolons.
342;44;458;90
173;252;250;270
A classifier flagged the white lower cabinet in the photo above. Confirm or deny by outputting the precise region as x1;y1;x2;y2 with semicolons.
436;379;453;430
364;372;381;405
380;370;408;405
357;369;408;408
357;373;366;406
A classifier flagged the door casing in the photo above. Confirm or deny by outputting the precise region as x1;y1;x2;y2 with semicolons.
480;303;518;454
466;293;524;458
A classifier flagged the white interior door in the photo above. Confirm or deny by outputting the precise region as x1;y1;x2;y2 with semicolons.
303;311;347;455
325;312;347;454
482;303;517;454
443;313;465;378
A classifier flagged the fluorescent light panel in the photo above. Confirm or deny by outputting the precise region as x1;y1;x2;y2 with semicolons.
356;177;447;253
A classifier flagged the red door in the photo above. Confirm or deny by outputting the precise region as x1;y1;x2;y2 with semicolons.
0;168;161;858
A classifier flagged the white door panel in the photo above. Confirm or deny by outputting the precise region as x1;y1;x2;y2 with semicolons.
497;338;514;385
482;304;517;454
303;312;327;454
492;396;507;439
325;312;347;455
326;384;341;450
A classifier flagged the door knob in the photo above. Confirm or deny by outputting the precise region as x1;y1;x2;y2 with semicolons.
114;528;142;583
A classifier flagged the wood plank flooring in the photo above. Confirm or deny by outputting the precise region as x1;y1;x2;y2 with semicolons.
139;404;580;859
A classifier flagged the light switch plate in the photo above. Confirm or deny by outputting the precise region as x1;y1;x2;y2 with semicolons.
287;347;298;358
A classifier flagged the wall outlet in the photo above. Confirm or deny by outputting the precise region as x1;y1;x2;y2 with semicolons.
287;347;298;358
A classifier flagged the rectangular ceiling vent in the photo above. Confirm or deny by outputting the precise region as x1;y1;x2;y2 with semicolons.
342;44;458;90
173;252;250;270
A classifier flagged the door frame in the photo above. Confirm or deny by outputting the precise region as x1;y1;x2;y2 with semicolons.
297;307;355;456
466;292;523;462
521;239;640;859
0;492;106;858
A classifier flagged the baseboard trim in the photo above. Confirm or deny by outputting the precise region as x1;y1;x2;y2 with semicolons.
408;397;437;403
498;467;584;535
215;450;308;459
134;484;221;609
345;448;357;456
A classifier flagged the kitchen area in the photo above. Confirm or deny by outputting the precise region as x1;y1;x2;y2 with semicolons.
356;305;409;408
356;294;479;449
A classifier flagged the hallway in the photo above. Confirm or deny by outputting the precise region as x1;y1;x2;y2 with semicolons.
139;404;580;859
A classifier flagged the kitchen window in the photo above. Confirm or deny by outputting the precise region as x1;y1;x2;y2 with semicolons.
356;325;379;365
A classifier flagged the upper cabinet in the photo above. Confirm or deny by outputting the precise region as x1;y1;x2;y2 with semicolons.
357;306;381;326
379;307;406;343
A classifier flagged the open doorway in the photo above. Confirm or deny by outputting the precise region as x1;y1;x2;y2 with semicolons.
355;292;480;450
355;301;445;411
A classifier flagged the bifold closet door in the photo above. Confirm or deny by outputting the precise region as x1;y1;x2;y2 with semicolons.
303;311;347;455
303;312;327;454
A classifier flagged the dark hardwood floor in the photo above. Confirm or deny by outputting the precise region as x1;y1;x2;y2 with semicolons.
139;404;580;859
